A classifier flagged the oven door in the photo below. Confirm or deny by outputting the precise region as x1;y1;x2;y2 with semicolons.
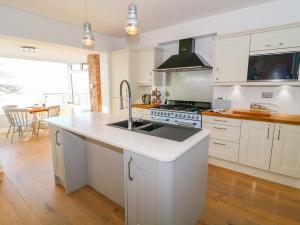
247;52;300;81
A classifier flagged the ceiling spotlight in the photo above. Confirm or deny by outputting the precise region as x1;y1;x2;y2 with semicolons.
82;0;95;47
125;3;140;35
20;46;38;54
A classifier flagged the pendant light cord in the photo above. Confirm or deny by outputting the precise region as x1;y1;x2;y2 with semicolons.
85;0;88;21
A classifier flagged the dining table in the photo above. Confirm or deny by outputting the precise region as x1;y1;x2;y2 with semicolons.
26;106;49;136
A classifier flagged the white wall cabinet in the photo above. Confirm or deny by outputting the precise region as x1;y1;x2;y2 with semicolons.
213;35;250;83
239;120;274;170
125;151;158;225
136;48;163;86
270;124;300;178
49;126;65;183
250;26;300;52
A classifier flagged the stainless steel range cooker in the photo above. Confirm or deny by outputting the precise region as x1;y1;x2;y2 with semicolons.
150;100;211;128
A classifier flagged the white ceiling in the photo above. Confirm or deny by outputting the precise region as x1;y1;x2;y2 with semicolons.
0;0;275;37
0;35;99;63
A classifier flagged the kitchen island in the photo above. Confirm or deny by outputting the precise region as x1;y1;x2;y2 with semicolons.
46;112;210;225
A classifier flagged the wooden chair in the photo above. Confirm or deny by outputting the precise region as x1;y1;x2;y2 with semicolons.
2;105;18;138
6;108;33;143
36;105;60;136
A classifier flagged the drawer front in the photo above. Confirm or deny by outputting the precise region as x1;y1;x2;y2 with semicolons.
251;27;300;52
208;139;239;162
203;122;240;143
202;115;241;127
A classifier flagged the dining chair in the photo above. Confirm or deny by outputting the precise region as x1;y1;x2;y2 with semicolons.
2;105;18;138
6;108;33;143
36;105;60;136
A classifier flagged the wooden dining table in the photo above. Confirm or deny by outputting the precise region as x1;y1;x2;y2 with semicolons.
26;107;49;136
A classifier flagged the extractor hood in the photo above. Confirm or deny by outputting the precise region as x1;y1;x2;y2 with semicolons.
154;38;212;72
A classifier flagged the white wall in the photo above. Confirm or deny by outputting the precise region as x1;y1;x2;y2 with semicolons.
0;5;123;52
214;86;300;114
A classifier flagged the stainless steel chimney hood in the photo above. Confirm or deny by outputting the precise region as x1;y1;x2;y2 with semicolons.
154;38;212;72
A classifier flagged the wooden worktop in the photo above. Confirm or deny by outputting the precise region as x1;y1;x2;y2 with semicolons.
202;110;300;126
132;104;157;109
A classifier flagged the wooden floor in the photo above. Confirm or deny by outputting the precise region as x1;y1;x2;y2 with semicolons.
0;134;300;225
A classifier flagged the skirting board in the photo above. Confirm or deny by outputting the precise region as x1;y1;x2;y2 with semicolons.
208;157;300;189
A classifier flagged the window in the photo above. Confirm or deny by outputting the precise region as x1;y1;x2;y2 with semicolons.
70;64;90;111
0;57;90;113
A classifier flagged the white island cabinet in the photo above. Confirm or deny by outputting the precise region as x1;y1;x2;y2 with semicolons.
47;112;210;225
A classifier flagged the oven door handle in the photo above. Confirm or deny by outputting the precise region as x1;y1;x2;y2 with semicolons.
175;120;196;128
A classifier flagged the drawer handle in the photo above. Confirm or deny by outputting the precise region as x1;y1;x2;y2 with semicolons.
213;126;227;130
214;119;228;123
265;44;271;47
212;141;226;146
278;42;284;46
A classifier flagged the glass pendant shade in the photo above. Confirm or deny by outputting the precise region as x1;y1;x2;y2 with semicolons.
82;21;95;47
125;3;139;35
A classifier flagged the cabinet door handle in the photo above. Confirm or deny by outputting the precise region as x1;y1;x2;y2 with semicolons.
279;42;284;46
55;130;60;146
265;44;271;47
278;128;281;140
128;157;133;181
267;127;270;139
213;126;226;130
212;141;226;146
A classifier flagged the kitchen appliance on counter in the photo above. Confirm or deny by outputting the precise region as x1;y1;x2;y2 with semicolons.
142;94;151;105
150;100;212;128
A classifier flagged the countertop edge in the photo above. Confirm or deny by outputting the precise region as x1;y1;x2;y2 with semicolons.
202;111;300;126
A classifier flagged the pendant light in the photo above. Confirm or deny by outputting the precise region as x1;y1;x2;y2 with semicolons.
82;0;95;47
125;3;140;35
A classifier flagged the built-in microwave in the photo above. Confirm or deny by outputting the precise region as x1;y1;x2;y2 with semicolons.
247;52;300;81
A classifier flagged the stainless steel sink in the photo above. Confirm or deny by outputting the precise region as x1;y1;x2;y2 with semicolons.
108;119;151;129
107;119;201;142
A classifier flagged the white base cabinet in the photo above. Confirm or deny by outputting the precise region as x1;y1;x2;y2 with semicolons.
204;114;300;185
124;137;209;225
270;124;300;178
49;126;65;184
132;108;150;120
239;120;274;171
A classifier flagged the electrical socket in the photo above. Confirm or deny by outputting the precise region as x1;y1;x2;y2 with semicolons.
261;91;273;98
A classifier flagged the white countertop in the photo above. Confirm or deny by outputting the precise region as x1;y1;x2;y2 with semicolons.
46;112;210;162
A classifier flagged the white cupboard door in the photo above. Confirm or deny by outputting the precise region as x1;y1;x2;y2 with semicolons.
136;50;154;85
239;121;274;170
270;124;300;178
250;26;300;52
50;127;65;182
110;50;129;98
213;35;250;83
208;139;239;162
125;152;158;225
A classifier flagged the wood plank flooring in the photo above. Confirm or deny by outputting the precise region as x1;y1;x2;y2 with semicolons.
0;134;299;225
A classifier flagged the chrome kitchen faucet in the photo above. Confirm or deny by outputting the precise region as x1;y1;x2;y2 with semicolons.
120;80;133;130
